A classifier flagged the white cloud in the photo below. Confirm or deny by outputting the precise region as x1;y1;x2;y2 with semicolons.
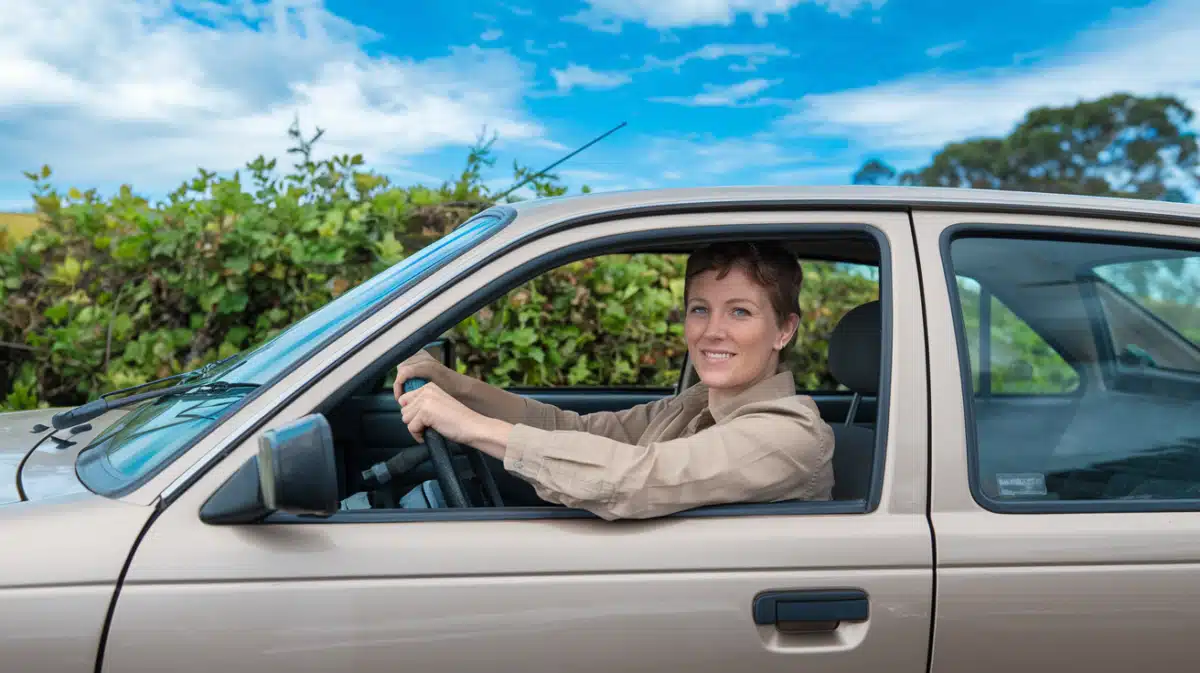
651;78;782;107
643;43;791;73
925;40;965;58
504;5;535;17
0;0;550;194
560;169;624;181
549;63;632;92
565;0;885;32
549;41;568;49
481;29;504;41
645;133;805;177
766;164;862;184
782;0;1200;152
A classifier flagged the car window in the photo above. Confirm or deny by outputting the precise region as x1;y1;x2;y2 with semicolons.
447;256;879;391
954;275;1080;394
947;233;1200;508
454;253;686;389
789;261;880;392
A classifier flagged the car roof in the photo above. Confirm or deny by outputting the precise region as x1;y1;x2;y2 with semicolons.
499;185;1200;231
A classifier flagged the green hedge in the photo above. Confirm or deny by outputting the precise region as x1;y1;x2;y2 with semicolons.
0;126;878;411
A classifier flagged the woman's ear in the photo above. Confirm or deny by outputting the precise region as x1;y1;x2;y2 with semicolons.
774;313;800;351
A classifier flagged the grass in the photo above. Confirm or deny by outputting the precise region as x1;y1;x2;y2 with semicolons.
0;212;40;250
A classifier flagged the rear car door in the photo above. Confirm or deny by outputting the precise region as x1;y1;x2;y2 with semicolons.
101;207;933;673
916;208;1200;673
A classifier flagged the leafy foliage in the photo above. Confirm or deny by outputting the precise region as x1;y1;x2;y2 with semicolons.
854;93;1200;200
459;257;880;390
0;122;582;410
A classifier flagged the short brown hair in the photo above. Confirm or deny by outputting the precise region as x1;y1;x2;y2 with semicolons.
684;241;803;345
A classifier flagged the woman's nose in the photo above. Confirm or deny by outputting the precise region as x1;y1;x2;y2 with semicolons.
703;315;728;338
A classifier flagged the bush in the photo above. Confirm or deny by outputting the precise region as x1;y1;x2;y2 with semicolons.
455;253;880;390
0;122;876;411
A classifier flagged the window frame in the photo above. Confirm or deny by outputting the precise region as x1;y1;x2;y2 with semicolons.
272;219;898;524
940;221;1200;515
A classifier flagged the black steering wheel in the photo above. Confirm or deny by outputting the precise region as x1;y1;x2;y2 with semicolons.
402;378;504;508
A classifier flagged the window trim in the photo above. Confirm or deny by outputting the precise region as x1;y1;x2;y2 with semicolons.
940;222;1200;514
284;219;896;523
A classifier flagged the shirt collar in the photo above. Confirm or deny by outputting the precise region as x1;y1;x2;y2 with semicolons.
681;364;797;423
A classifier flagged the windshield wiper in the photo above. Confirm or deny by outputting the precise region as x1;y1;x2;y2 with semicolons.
51;379;259;430
45;352;246;431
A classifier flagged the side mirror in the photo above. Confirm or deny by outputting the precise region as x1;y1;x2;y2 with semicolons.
200;414;339;524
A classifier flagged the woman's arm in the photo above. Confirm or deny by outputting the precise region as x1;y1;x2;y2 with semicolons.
394;349;671;442
397;379;835;521
499;397;835;520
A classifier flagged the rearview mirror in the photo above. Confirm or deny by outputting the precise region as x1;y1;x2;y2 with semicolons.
200;414;339;524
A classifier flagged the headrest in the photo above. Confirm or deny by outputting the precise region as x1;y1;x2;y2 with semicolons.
828;300;881;395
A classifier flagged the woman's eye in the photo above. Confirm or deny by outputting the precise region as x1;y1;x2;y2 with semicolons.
732;307;750;317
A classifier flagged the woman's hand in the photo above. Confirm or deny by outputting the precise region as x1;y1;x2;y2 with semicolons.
392;349;454;402
397;382;512;458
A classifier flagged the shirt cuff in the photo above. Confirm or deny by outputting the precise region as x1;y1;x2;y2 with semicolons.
503;423;547;482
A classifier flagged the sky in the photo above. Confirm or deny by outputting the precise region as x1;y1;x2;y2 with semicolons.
1;0;1198;210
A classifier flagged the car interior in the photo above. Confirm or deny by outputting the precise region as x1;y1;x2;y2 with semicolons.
320;231;888;516
949;235;1200;503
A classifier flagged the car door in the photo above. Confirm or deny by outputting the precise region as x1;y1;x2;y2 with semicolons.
915;207;1200;673
100;207;933;673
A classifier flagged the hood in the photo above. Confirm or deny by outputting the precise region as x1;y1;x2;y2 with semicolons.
0;407;127;505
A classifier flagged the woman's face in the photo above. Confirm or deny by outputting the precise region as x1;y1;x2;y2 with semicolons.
684;265;798;395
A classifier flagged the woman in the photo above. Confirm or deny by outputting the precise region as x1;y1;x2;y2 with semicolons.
392;241;835;519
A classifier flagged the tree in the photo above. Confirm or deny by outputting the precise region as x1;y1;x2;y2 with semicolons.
852;158;897;186
853;93;1200;201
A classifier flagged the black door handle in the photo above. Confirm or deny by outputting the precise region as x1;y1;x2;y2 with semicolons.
753;590;869;630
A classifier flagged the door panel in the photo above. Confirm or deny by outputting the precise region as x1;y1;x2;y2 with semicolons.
104;209;931;673
915;210;1200;673
104;517;933;673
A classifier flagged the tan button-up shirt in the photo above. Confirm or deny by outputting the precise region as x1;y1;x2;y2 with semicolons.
447;363;835;520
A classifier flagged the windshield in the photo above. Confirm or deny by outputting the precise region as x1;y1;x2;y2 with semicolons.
76;210;511;497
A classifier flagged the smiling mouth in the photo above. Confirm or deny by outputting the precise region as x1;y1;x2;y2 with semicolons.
702;350;735;361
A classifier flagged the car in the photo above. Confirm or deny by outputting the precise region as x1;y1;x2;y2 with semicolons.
3;184;1200;673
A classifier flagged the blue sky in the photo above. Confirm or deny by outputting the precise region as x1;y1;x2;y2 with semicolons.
1;0;1197;210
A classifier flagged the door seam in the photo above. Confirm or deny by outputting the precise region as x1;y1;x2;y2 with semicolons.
907;207;939;673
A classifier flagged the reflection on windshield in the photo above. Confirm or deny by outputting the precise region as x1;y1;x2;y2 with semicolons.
77;209;511;497
78;389;255;487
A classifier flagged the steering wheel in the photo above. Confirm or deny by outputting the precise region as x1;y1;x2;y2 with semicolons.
401;378;505;509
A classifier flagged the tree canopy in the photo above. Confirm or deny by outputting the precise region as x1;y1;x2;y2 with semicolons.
853;93;1200;201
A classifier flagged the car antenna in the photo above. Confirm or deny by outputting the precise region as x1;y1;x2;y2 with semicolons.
492;121;627;202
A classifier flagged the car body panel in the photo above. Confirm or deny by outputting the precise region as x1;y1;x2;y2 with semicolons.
0;408;59;504
0;491;152;673
914;209;1200;673
20;410;128;502
106;208;934;673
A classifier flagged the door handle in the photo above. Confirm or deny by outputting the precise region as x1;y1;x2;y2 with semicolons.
753;590;869;632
